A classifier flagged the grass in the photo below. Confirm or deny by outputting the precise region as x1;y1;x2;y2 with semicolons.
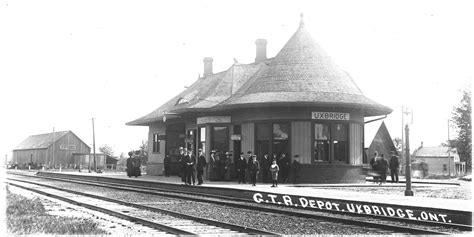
6;190;107;235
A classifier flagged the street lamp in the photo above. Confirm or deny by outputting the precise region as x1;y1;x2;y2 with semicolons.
404;124;413;196
402;106;414;196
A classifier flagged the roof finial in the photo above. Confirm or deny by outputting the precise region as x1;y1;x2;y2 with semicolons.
299;13;305;28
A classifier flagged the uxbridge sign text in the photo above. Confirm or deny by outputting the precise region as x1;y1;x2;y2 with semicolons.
312;112;350;121
252;192;471;225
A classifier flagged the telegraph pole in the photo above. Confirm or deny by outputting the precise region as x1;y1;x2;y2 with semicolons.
52;127;55;169
447;119;451;177
404;124;414;196
401;106;404;174
92;118;97;172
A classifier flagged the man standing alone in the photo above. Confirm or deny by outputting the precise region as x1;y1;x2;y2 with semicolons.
196;149;206;185
389;151;399;183
248;155;260;186
236;152;247;184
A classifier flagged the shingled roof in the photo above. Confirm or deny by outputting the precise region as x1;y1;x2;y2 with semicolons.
219;21;391;115
14;131;70;150
127;17;392;126
127;62;264;125
414;146;456;158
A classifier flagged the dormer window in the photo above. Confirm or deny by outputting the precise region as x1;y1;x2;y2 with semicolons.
176;97;188;105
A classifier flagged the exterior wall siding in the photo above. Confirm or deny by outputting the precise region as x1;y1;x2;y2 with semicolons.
54;132;90;167
291;121;311;164
147;122;166;176
241;123;254;154
349;123;363;165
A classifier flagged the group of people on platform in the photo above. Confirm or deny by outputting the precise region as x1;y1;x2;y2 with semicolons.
164;147;301;187
173;147;207;186
370;150;399;185
126;151;142;178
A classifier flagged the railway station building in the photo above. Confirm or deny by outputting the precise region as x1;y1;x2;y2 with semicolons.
127;17;392;183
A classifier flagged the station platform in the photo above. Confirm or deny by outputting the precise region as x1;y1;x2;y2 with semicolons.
8;170;473;226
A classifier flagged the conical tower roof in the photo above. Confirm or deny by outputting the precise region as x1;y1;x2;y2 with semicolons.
221;18;392;116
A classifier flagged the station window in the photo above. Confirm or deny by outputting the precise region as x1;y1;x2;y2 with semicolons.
212;126;229;155
314;123;330;162
313;123;349;164
152;133;161;153
333;123;348;163
198;127;206;154
272;123;289;156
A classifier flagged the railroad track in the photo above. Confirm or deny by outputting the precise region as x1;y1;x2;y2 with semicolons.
6;177;278;235
8;172;469;235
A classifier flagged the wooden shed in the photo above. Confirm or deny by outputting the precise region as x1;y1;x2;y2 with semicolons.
365;121;397;162
12;130;90;168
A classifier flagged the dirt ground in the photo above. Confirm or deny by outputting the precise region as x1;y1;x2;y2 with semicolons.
332;180;472;200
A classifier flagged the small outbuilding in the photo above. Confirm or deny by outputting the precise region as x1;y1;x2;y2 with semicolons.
72;153;118;170
365;121;397;163
12;130;90;168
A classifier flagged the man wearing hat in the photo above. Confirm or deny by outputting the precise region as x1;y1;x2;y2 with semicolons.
178;147;186;184
292;155;301;184
389;151;399;183
236;152;247;184
196;149;206;185
185;149;196;185
246;151;253;182
260;154;271;183
223;152;232;181
248;155;260;186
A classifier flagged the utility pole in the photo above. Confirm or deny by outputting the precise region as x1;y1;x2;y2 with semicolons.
52;127;55;169
447;119;452;177
92;118;97;172
401;106;404;174
404;124;414;196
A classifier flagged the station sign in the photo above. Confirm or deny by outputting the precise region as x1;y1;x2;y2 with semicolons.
231;134;241;141
251;192;471;226
312;112;350;121
59;144;76;151
197;116;231;124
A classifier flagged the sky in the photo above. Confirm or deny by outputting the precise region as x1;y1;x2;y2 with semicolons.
0;0;472;162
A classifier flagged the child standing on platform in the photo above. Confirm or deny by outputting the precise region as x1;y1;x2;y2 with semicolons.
270;159;279;187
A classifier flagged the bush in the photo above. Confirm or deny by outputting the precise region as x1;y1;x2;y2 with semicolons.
6;191;107;235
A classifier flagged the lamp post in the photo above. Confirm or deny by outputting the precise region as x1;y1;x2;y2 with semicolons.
92;117;97;172
404;124;413;196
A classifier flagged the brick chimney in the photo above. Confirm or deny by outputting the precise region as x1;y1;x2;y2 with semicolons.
255;39;267;63
203;57;213;77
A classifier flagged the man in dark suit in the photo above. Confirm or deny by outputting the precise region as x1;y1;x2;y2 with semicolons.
260;154;271;183
248;155;260;186
389;151;400;183
196;149;206;185
236;152;247;184
185;149;196;185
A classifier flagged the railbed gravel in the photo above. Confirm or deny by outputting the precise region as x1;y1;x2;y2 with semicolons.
12;175;468;235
